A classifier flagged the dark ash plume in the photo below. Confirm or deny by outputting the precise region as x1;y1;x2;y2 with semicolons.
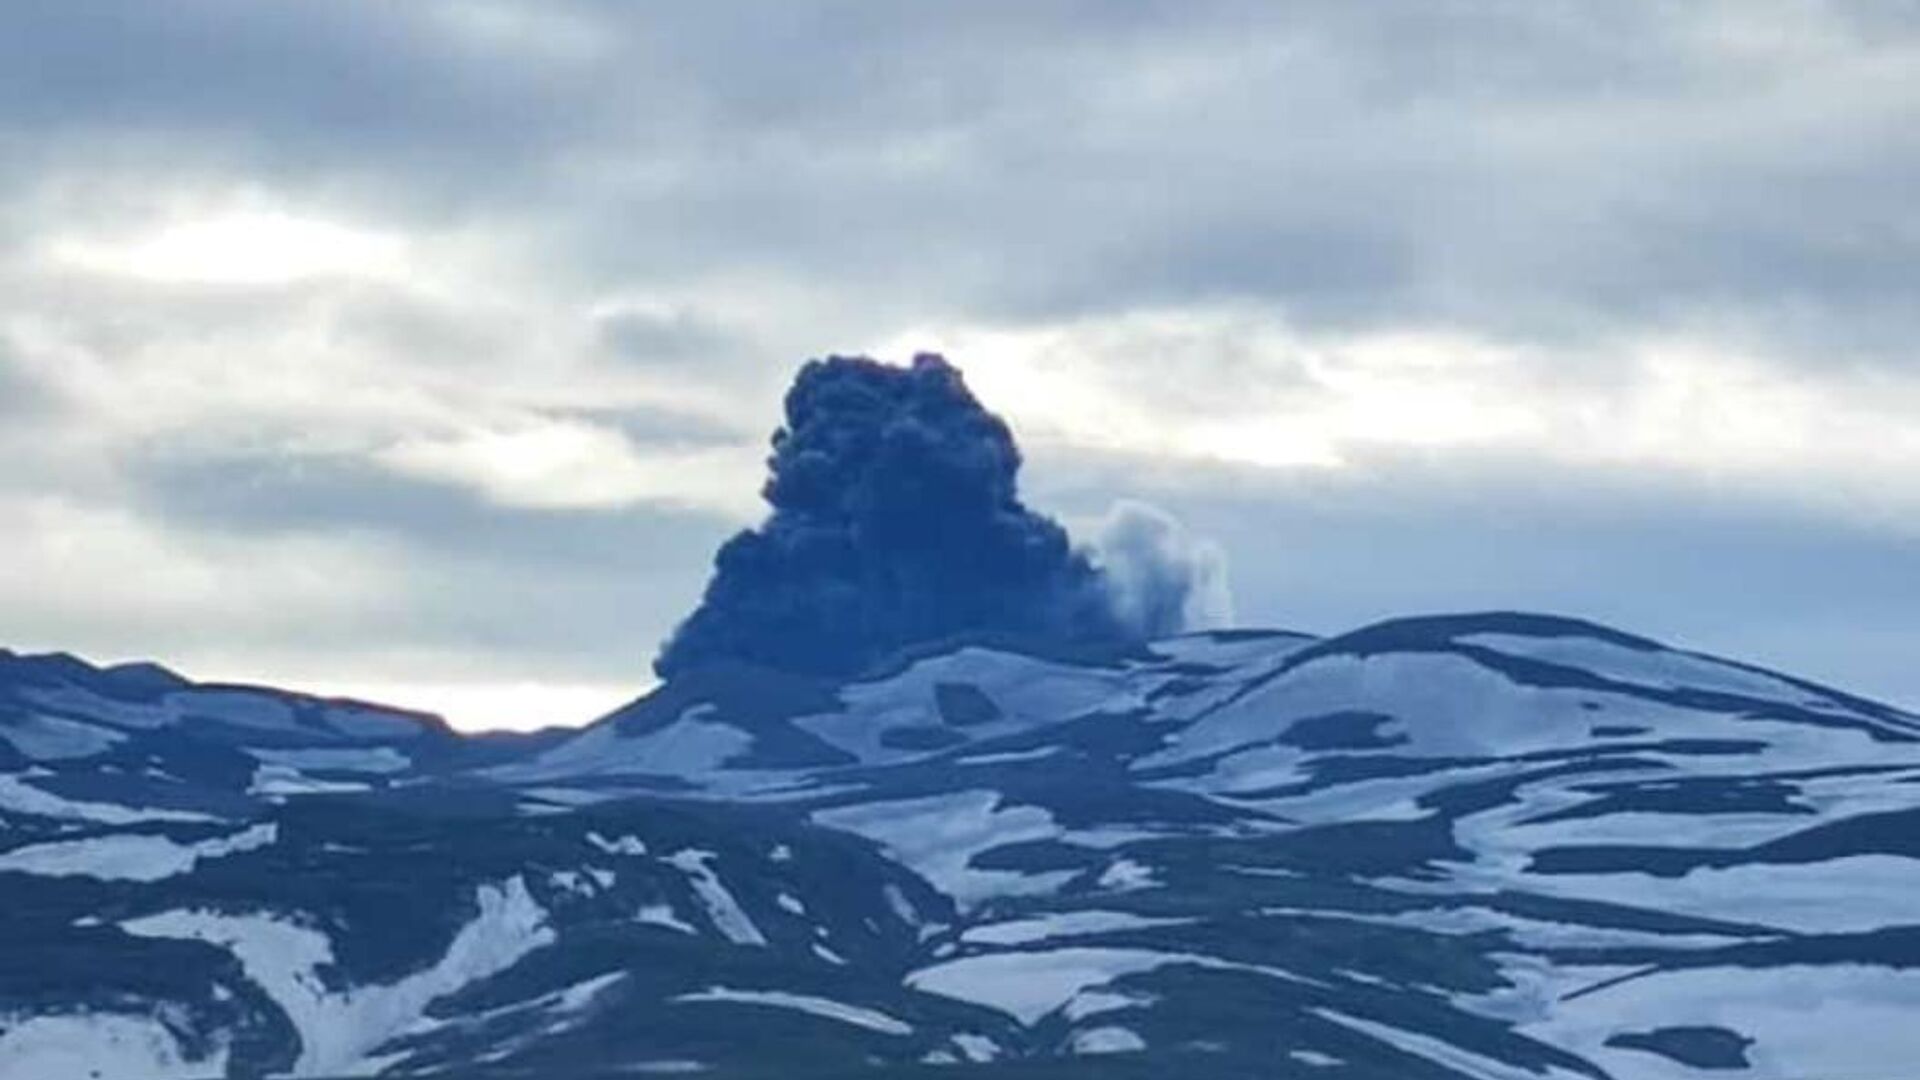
655;353;1133;679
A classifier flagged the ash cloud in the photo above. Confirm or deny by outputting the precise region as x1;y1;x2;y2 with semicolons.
655;353;1226;678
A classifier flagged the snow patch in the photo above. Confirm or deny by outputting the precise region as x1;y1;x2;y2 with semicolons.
1316;1007;1588;1080
1061;988;1152;1022
248;765;372;796
0;773;217;825
0;1012;222;1080
908;948;1188;1026
637;903;698;935
515;706;753;779
675;988;913;1036
0;823;276;881
1522;855;1920;935
667;849;766;946
1096;858;1158;892
587;831;648;856
121;876;553;1076
1457;633;1837;706
0;715;126;760
956;746;1062;767
814;790;1072;907
172;689;299;730
1527;963;1920;1080
1070;1025;1146;1054
798;649;1140;765
951;1033;1000;1062
249;747;411;774
961;909;1189;946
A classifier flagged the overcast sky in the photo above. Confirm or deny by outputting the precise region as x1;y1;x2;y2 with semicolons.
4;1;1917;729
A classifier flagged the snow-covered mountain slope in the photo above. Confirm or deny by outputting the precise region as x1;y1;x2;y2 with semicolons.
0;649;561;824
4;614;1919;1078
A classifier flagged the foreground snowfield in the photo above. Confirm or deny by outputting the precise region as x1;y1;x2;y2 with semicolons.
4;612;1919;1078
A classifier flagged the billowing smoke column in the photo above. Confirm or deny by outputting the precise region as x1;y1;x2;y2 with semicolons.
655;353;1228;679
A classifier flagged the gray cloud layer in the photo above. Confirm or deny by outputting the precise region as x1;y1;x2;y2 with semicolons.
9;3;1914;342
3;1;1917;724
